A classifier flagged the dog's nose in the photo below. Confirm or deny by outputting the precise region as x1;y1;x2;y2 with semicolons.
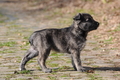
97;22;99;26
96;22;99;26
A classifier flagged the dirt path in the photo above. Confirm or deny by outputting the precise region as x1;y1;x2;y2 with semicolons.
0;1;120;80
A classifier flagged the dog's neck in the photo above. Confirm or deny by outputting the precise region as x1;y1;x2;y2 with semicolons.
70;24;88;40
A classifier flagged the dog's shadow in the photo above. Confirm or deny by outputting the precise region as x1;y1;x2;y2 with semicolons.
16;67;120;74
52;66;120;73
84;66;120;71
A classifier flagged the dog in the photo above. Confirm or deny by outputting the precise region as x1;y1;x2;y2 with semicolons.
20;13;99;73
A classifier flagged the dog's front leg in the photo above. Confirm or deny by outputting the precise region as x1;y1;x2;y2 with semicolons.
71;50;86;72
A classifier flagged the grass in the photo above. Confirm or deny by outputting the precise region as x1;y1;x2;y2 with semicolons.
87;73;103;80
101;0;107;3
113;74;120;77
27;59;36;63
7;24;20;28
0;13;7;23
48;56;61;62
33;76;40;79
4;74;16;80
0;13;3;17
50;51;64;56
53;66;72;72
0;50;15;53
103;37;114;45
48;63;59;67
56;18;72;26
113;25;120;32
14;79;27;80
0;20;4;23
40;8;63;20
0;41;16;47
14;70;32;74
107;24;120;32
104;37;113;42
23;36;29;40
74;9;95;15
92;65;100;68
61;73;71;77
92;47;100;50
48;76;57;80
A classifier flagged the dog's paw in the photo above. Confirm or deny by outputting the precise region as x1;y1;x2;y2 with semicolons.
77;67;86;72
43;68;52;73
19;67;26;71
80;67;87;72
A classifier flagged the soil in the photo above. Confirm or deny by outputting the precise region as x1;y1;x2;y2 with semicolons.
0;0;120;80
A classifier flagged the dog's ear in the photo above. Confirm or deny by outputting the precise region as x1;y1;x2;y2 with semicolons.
73;13;82;20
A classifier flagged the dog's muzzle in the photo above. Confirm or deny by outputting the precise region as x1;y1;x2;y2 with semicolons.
94;21;99;29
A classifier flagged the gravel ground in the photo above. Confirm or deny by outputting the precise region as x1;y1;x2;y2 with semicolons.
0;0;120;80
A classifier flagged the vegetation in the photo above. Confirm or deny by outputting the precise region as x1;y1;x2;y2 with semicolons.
0;0;120;80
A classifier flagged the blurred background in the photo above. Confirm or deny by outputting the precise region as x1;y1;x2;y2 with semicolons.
0;0;120;50
0;0;120;80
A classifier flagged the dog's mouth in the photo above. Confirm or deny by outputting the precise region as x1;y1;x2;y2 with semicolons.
93;21;99;30
88;22;99;31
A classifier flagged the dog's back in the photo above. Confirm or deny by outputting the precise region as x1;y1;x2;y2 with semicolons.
29;28;71;53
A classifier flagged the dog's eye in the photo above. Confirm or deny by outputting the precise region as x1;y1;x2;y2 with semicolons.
86;19;89;21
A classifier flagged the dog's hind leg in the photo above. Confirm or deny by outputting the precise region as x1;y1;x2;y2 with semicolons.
20;46;39;71
37;48;51;73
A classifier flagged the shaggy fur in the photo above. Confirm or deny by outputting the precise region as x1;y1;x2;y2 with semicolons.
20;13;99;73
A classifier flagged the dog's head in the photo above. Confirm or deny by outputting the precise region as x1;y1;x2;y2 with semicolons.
73;13;99;32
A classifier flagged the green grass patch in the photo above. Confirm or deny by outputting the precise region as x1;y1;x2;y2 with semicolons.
103;37;114;44
0;13;6;23
0;41;17;47
104;37;113;42
11;25;20;27
48;63;59;67
4;74;15;80
113;25;120;32
28;60;35;63
108;24;120;32
14;78;28;80
92;65;100;68
92;47;100;50
113;74;120;77
48;76;57;80
53;66;72;72
23;36;29;40
66;60;71;63
50;51;64;56
0;50;15;53
87;73;103;80
0;13;3;17
33;76;40;79
7;24;20;28
14;70;32;74
0;20;4;23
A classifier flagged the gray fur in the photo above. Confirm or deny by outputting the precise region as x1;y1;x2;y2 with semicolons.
20;13;99;73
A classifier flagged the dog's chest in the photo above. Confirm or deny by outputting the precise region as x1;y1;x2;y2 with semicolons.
78;41;86;51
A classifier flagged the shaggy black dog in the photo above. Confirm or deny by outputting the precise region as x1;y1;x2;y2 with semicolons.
20;13;99;73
